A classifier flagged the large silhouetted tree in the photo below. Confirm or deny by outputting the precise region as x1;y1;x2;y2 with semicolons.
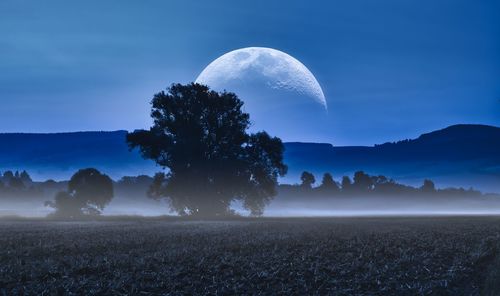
46;168;114;218
127;83;287;217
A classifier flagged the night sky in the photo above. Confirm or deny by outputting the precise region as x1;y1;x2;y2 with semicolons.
1;0;499;145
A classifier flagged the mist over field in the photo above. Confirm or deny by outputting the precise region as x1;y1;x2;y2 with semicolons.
2;188;500;218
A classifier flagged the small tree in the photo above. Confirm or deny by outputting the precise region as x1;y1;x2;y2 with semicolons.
127;83;287;217
46;168;114;218
341;176;352;192
421;179;436;193
318;173;339;192
20;170;32;184
300;171;316;189
353;171;374;192
2;171;14;183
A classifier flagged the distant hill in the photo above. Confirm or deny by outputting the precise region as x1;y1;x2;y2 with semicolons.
0;124;499;191
0;131;157;180
284;124;500;191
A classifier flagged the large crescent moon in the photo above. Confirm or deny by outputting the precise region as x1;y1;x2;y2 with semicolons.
195;47;327;108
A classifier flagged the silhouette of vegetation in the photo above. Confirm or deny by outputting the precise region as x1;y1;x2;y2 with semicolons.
299;171;316;189
45;168;113;218
341;176;352;192
115;175;153;199
318;173;339;193
127;83;287;217
353;171;373;192
280;171;483;199
0;167;493;218
0;170;39;198
421;179;436;193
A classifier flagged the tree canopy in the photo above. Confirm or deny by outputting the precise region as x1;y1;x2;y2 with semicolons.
300;171;316;189
46;168;114;217
127;83;287;216
319;173;339;192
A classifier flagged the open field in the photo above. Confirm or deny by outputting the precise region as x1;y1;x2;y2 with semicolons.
1;217;500;295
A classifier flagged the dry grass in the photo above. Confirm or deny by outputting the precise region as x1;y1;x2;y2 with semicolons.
1;217;500;295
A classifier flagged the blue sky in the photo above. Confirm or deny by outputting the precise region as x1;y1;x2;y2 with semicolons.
1;0;499;145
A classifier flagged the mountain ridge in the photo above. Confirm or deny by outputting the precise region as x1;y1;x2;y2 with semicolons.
0;124;498;191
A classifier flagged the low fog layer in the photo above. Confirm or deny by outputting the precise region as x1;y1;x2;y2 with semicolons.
3;193;500;218
1;169;500;218
264;195;500;217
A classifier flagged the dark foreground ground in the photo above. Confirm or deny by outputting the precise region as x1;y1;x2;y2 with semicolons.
1;217;500;295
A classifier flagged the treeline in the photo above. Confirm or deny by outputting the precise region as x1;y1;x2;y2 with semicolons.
0;170;42;198
280;170;482;198
0;169;156;218
0;170;154;200
0;168;489;218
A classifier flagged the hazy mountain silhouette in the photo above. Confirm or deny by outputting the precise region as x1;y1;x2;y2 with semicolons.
0;124;499;191
0;131;157;180
285;124;500;191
